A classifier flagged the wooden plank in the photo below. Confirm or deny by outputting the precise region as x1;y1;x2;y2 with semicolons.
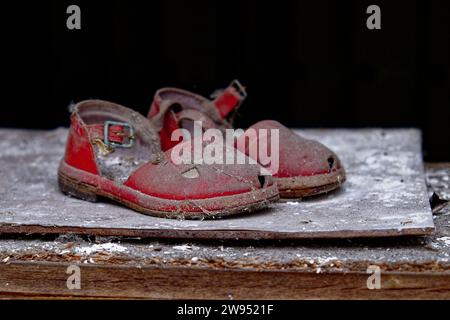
0;262;449;299
0;128;434;239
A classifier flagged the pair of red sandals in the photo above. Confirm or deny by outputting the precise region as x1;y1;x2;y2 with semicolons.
58;80;346;219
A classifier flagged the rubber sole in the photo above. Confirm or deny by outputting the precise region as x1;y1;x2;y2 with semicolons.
58;162;279;220
275;168;346;198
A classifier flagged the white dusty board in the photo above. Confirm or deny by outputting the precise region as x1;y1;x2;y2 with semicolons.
0;128;434;239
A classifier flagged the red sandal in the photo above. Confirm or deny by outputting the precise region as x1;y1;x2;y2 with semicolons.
147;80;346;198
58;99;279;219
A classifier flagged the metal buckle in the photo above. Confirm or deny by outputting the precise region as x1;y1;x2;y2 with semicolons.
230;79;247;99
104;120;135;148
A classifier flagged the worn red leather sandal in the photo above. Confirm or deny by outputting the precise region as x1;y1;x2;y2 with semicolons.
147;81;346;198
58;100;279;219
235;120;345;198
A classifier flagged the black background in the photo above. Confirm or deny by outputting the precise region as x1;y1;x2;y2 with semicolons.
1;0;449;160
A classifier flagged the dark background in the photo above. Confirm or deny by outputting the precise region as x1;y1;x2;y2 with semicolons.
1;0;449;160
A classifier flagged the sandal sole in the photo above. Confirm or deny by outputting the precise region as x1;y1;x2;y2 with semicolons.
275;168;346;198
58;161;279;220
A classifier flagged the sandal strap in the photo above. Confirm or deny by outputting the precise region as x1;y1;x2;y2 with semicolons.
212;79;247;118
148;80;246;150
150;80;246;131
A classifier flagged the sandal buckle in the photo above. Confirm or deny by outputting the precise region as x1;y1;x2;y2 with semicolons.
104;121;135;148
230;79;247;100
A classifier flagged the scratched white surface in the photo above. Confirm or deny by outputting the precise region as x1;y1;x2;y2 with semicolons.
0;128;434;239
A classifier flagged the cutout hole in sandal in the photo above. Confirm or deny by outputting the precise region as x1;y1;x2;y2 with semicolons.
327;156;335;170
170;103;183;114
182;167;200;179
257;175;266;188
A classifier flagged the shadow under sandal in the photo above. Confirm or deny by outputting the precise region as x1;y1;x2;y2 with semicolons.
58;99;279;219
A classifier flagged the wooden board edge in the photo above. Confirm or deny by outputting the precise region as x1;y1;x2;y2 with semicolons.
1;261;449;300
